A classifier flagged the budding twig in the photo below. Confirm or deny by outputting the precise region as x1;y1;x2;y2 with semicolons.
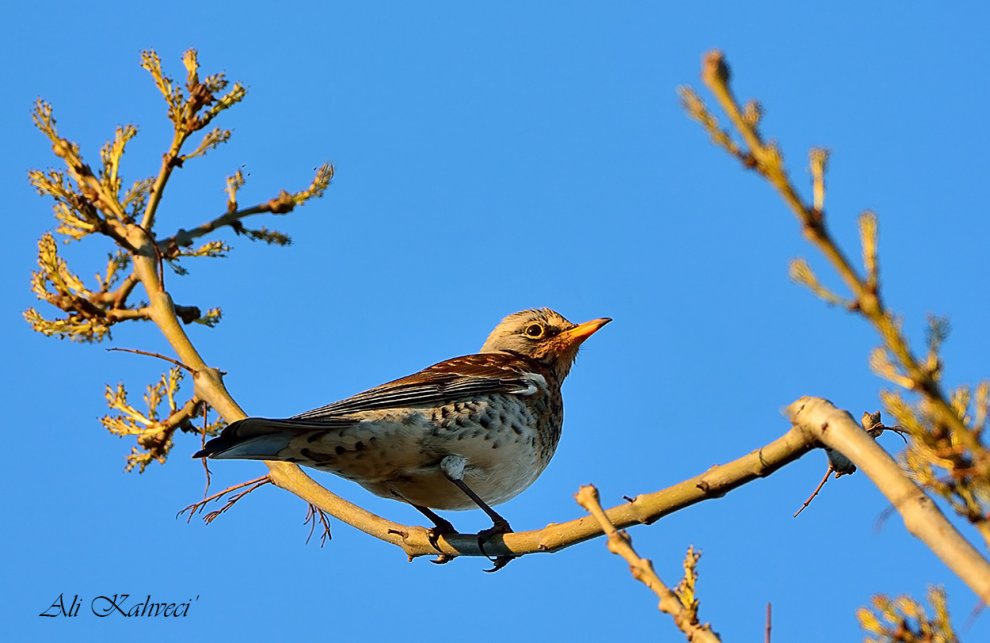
576;484;720;643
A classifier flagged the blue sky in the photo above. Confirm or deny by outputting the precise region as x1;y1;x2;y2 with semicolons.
5;2;990;641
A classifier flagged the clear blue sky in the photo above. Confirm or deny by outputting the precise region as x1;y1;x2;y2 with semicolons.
5;2;989;641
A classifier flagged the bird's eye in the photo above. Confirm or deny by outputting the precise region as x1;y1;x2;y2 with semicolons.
524;323;545;339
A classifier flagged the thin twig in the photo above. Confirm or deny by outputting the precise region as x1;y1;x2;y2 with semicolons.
793;465;834;517
304;503;333;547
177;474;271;524
200;405;212;499
161;204;270;251
874;504;897;533
106;346;196;374
963;600;984;632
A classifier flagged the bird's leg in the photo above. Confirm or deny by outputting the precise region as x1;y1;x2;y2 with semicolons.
440;456;516;572
445;477;517;572
388;487;458;563
412;504;456;535
445;477;513;533
412;504;460;564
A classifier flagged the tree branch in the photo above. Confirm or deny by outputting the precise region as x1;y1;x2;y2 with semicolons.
160;396;203;431
787;397;990;603
162;204;271;250
106;307;151;322
576;484;720;642
141;131;187;231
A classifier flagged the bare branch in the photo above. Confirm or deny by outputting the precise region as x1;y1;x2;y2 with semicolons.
577;484;720;642
304;504;333;547
793;464;834;518
106;347;196;374
179;475;271;524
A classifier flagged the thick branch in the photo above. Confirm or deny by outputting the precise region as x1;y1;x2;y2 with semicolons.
787;397;990;603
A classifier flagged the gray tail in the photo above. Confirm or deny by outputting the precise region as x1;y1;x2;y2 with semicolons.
192;418;322;460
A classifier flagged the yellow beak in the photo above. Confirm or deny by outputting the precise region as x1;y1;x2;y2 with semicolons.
557;317;612;346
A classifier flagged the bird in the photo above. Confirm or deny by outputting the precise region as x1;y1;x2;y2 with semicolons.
194;308;610;566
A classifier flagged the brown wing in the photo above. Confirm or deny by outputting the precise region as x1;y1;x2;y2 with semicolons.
290;353;544;421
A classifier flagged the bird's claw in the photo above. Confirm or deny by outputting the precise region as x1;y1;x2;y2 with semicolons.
430;553;455;565
477;519;516;572
482;555;517;573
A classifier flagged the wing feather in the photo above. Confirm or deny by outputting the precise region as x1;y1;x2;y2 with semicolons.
292;353;544;421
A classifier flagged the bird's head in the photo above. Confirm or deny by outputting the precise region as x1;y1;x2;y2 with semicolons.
480;308;611;379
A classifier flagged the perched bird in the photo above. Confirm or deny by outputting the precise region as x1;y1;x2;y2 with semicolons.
195;308;609;563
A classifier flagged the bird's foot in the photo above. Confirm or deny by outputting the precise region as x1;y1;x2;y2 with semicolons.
426;517;457;553
477;519;516;572
430;553;455;565
407;503;457;554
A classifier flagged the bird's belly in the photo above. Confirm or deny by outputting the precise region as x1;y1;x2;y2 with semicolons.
381;437;547;510
297;395;555;510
